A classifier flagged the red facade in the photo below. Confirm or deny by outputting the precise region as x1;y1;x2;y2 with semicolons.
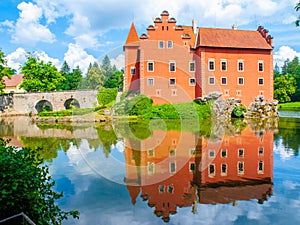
124;11;274;106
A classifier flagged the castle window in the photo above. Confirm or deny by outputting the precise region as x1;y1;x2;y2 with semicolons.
169;78;176;86
189;61;195;72
238;149;244;158
221;59;227;71
258;147;264;156
238;161;244;175
238;77;244;85
171;89;177;96
170;149;176;157
130;66;136;75
170;162;176;173
258;61;264;72
238;60;244;72
258;78;264;85
169;61;176;72
159;185;165;193
208;58;215;71
147;61;154;72
221;149;227;158
221;164;227;176
221;77;227;85
148;162;155;175
189;78;196;86
167;185;174;194
258;161;264;174
190;163;195;173
208;149;215;158
148;149;154;157
209;76;215;85
236;90;242;96
158;40;164;48
209;164;215;176
224;89;230;96
147;78;154;86
167;40;173;48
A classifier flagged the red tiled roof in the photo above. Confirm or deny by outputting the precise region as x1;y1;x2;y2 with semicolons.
197;28;273;50
125;22;139;46
3;74;23;87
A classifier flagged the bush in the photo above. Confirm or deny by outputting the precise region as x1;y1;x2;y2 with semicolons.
125;95;153;116
0;138;79;224
97;88;117;106
231;104;247;118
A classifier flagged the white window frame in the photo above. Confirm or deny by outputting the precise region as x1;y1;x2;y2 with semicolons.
238;148;244;158
258;77;264;86
170;162;176;173
209;76;215;85
258;147;264;156
147;78;154;86
169;61;176;72
238;60;244;72
208;149;215;158
148;162;155;175
189;60;195;72
208;164;216;177
221;163;227;176
221;77;227;85
258;161;264;174
189;78;196;86
237;161;244;175
169;78;176;86
220;59;227;71
130;66;136;75
158;40;164;49
238;77;244;85
167;40;173;49
208;58;215;71
147;61;154;72
221;149;227;158
258;60;264;72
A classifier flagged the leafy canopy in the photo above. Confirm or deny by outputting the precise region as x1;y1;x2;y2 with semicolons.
20;53;65;92
296;1;300;26
0;49;15;92
0;138;79;224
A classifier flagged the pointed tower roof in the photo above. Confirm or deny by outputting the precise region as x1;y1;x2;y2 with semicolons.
125;22;139;46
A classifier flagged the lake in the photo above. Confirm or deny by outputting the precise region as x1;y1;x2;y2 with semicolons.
0;113;300;225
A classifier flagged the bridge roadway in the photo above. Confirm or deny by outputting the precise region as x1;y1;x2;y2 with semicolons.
12;90;98;114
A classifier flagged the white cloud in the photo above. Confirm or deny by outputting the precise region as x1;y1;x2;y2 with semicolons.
6;47;61;72
110;54;125;70
274;46;300;69
64;43;97;74
6;48;27;72
9;2;56;45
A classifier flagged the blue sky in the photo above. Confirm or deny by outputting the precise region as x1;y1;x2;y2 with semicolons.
0;0;300;74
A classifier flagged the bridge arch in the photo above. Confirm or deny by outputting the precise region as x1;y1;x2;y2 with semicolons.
35;100;53;113
64;98;80;109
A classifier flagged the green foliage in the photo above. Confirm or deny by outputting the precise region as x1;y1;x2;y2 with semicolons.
57;62;83;90
231;104;247;118
115;95;212;120
101;55;115;77
20;53;65;92
104;70;124;89
278;102;300;111
83;62;105;89
0;49;15;92
38;108;95;117
97;88;117;106
0;138;79;224
274;74;297;103
95;124;118;158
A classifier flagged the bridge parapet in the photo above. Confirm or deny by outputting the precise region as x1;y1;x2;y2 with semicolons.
12;90;98;114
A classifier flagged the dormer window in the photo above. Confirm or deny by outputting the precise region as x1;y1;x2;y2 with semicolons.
168;18;177;23
181;33;191;39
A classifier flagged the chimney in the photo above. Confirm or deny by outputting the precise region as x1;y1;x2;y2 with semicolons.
232;24;237;30
192;19;197;34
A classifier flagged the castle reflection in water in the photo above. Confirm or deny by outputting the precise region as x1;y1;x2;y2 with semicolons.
124;121;274;223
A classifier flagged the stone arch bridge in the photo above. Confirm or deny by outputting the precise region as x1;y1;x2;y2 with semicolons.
12;90;98;114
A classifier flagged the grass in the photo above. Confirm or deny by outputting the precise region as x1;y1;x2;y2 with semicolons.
38;107;105;117
278;102;300;111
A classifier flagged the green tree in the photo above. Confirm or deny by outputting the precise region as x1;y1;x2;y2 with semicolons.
104;70;123;89
85;62;105;89
274;74;297;103
296;1;300;26
58;62;83;91
97;88;117;106
0;138;79;224
0;49;15;92
20;54;65;92
101;55;114;77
